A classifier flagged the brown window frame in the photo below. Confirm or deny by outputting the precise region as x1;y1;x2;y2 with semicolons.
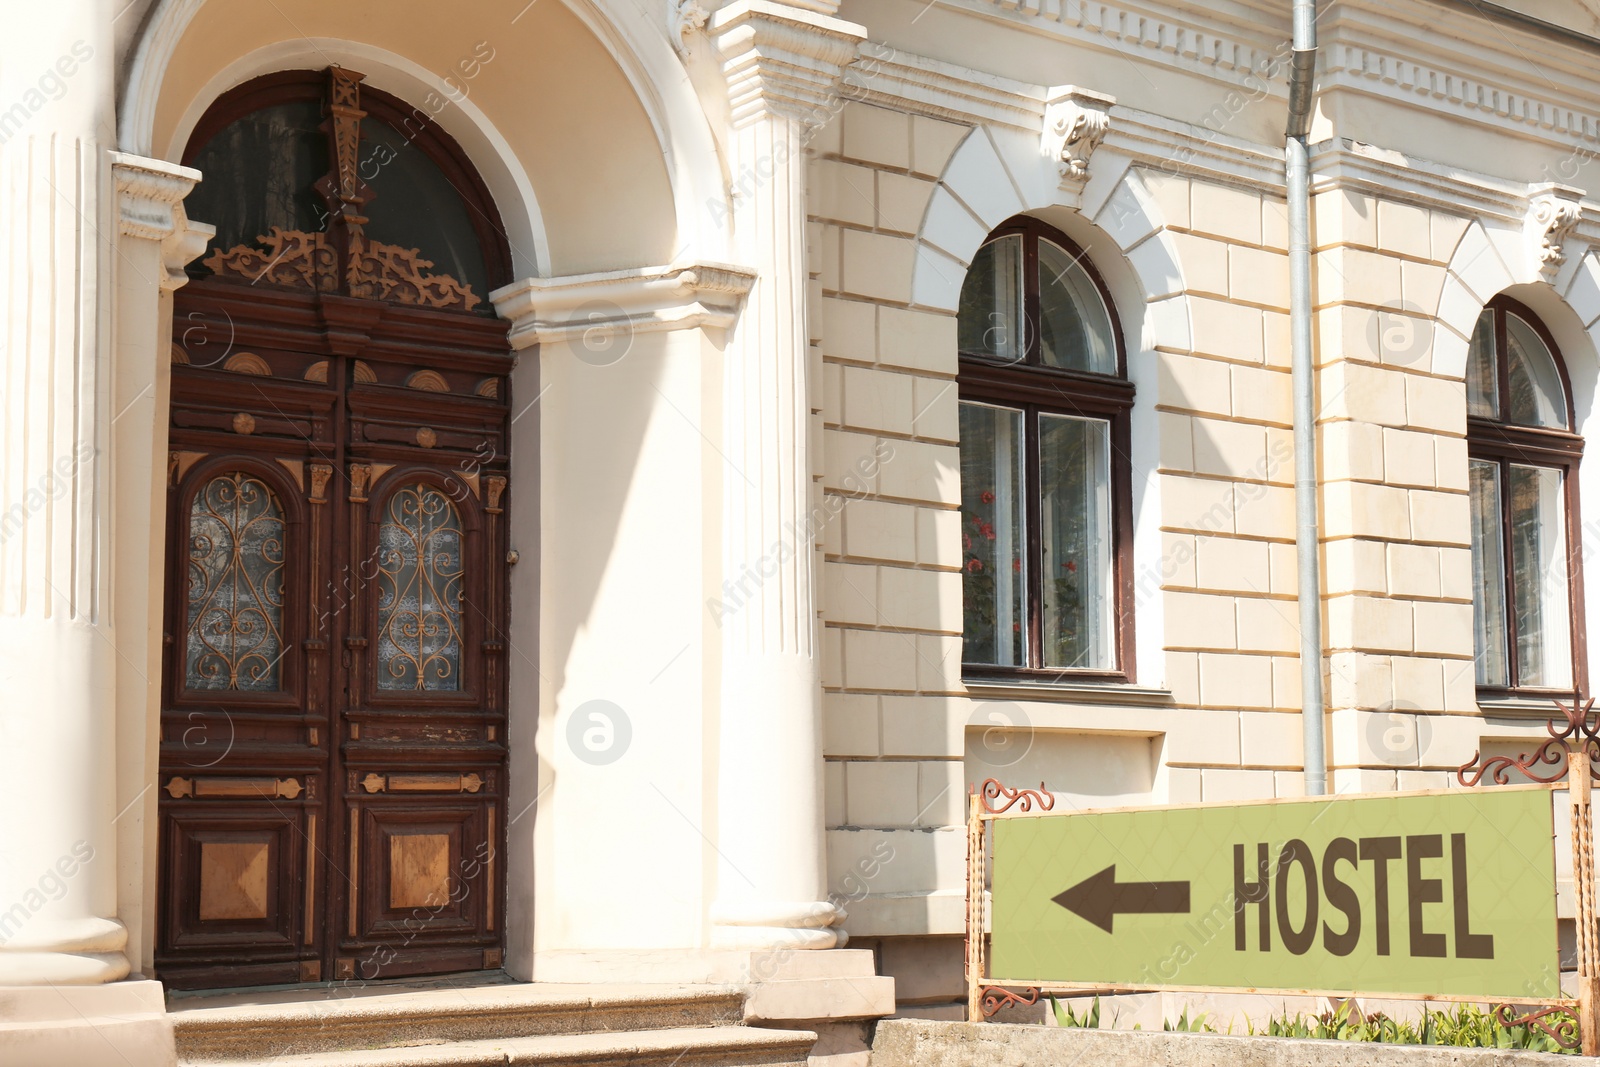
957;216;1136;685
1467;295;1587;702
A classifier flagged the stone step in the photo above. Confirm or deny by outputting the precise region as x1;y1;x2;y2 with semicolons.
172;983;750;1063
190;1025;814;1067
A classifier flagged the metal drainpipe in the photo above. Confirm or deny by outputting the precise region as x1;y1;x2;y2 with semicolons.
1287;0;1326;796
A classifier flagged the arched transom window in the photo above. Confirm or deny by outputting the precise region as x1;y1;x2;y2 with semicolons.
956;217;1133;681
182;67;510;311
1466;297;1585;697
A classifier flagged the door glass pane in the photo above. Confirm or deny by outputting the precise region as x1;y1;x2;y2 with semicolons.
377;484;465;690
1039;415;1114;670
361;115;490;299
960;403;1026;666
1506;313;1568;429
1037;239;1116;375
1509;464;1573;688
957;235;1025;364
184;100;330;282
1466;309;1497;419
1469;459;1508;688
185;473;287;690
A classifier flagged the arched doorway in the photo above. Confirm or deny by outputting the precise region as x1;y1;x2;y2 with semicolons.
157;67;514;989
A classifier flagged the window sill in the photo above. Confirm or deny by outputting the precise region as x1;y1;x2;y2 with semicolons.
962;677;1174;707
1475;691;1581;720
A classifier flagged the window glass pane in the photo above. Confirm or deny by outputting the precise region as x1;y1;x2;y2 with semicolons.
186;473;287;691
377;484;465;690
1469;460;1508;688
1509;464;1573;688
957;235;1025;364
1506;313;1568;429
1037;239;1116;375
1466;309;1498;419
184;100;330;281
360;116;490;298
960;403;1026;666
1039;414;1114;670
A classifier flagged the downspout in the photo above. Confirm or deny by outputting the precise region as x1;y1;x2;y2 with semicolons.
1287;0;1326;795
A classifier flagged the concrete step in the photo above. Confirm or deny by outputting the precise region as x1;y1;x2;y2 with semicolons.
172;983;751;1064
191;1025;815;1067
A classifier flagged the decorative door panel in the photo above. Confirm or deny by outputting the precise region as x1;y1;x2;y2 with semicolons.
158;63;514;991
351;802;492;937
157;452;329;988
159;805;316;987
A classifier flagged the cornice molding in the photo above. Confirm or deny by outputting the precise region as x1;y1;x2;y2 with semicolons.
710;0;867;130
936;0;1290;94
490;262;757;350
921;0;1600;158
838;42;1286;191
1319;41;1600;150
1308;138;1544;222
839;44;1042;132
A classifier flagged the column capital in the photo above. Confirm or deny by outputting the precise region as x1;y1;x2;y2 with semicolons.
710;0;866;130
111;152;200;241
112;152;213;290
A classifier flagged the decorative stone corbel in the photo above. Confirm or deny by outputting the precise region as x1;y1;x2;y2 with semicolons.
671;0;711;55
112;152;213;289
1527;183;1585;279
1044;85;1115;192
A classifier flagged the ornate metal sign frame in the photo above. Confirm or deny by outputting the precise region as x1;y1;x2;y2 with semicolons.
967;726;1594;1053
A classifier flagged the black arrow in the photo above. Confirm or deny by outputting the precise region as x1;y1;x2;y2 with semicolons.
1052;865;1190;933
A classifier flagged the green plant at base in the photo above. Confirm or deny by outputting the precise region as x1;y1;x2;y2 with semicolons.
1050;995;1100;1030
1164;1006;1214;1033
1050;998;1575;1054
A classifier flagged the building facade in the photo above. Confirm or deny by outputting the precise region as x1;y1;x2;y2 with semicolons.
5;0;1600;1060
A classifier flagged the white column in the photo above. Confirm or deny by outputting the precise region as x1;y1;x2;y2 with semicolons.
709;0;864;952
0;0;133;984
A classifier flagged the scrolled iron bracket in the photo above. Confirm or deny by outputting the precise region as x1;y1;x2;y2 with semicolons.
1458;694;1600;786
979;985;1041;1019
978;778;1055;815
1492;1003;1580;1050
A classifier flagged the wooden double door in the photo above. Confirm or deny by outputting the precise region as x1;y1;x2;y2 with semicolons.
156;283;513;989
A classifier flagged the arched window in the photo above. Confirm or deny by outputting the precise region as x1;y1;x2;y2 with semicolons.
1466;297;1585;697
957;217;1133;681
182;68;510;311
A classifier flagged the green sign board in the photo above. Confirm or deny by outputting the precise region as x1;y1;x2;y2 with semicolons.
991;787;1560;1000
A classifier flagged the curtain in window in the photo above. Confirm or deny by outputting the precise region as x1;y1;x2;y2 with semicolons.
960;403;1026;666
1039;414;1113;669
